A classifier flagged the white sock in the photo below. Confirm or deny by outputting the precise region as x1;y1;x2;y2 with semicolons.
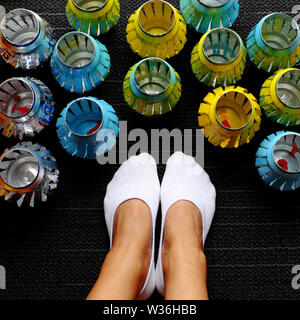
156;152;216;296
104;153;160;300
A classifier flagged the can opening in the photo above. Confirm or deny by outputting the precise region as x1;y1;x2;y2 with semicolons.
1;9;39;46
273;133;300;174
203;28;241;65
72;0;109;12
215;91;253;130
276;69;300;109
66;98;103;137
57;32;95;68
261;13;299;50
0;78;34;119
198;0;229;8
0;149;39;189
138;0;176;37
134;58;172;96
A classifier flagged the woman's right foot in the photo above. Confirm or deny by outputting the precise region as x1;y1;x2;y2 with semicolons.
156;152;216;298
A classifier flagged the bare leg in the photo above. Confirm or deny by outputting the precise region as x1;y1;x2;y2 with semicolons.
163;200;208;300
86;199;152;300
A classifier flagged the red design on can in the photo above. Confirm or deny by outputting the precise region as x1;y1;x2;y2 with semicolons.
290;142;299;157
11;104;31;116
221;119;231;128
87;121;101;135
277;159;288;171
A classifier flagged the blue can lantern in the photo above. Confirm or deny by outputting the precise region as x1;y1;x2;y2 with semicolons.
256;131;300;191
0;77;55;140
51;31;110;93
180;0;239;34
56;97;119;160
0;142;59;207
247;13;300;73
0;9;55;69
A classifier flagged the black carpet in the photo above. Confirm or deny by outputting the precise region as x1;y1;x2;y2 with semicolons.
0;0;299;300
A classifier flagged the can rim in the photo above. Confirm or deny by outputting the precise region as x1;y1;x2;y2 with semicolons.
259;13;300;51
137;0;176;38
72;0;109;12
197;0;230;8
55;31;97;69
0;77;36;120
214;90;254;131
202;27;242;66
64;97;104;138
0;8;41;48
275;68;300;110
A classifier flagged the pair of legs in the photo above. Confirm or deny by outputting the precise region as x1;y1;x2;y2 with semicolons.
87;152;215;300
87;199;208;300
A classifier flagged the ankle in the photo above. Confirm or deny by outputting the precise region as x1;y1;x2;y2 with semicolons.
112;199;152;252
163;200;204;251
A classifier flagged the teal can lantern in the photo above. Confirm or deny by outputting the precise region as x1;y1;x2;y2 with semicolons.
51;31;110;93
247;13;300;73
180;0;239;34
256;131;300;191
56;97;119;160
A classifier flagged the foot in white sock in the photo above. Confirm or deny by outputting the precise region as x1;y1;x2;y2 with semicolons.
104;153;160;300
156;152;216;296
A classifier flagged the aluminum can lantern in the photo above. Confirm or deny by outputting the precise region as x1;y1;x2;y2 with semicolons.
123;57;181;116
198;86;261;148
126;0;187;59
0;9;55;69
66;0;120;36
247;13;300;73
0;142;59;207
191;27;246;87
51;31;110;93
56;97;119;160
180;0;239;34
256;131;300;191
260;68;300;126
0;77;55;140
